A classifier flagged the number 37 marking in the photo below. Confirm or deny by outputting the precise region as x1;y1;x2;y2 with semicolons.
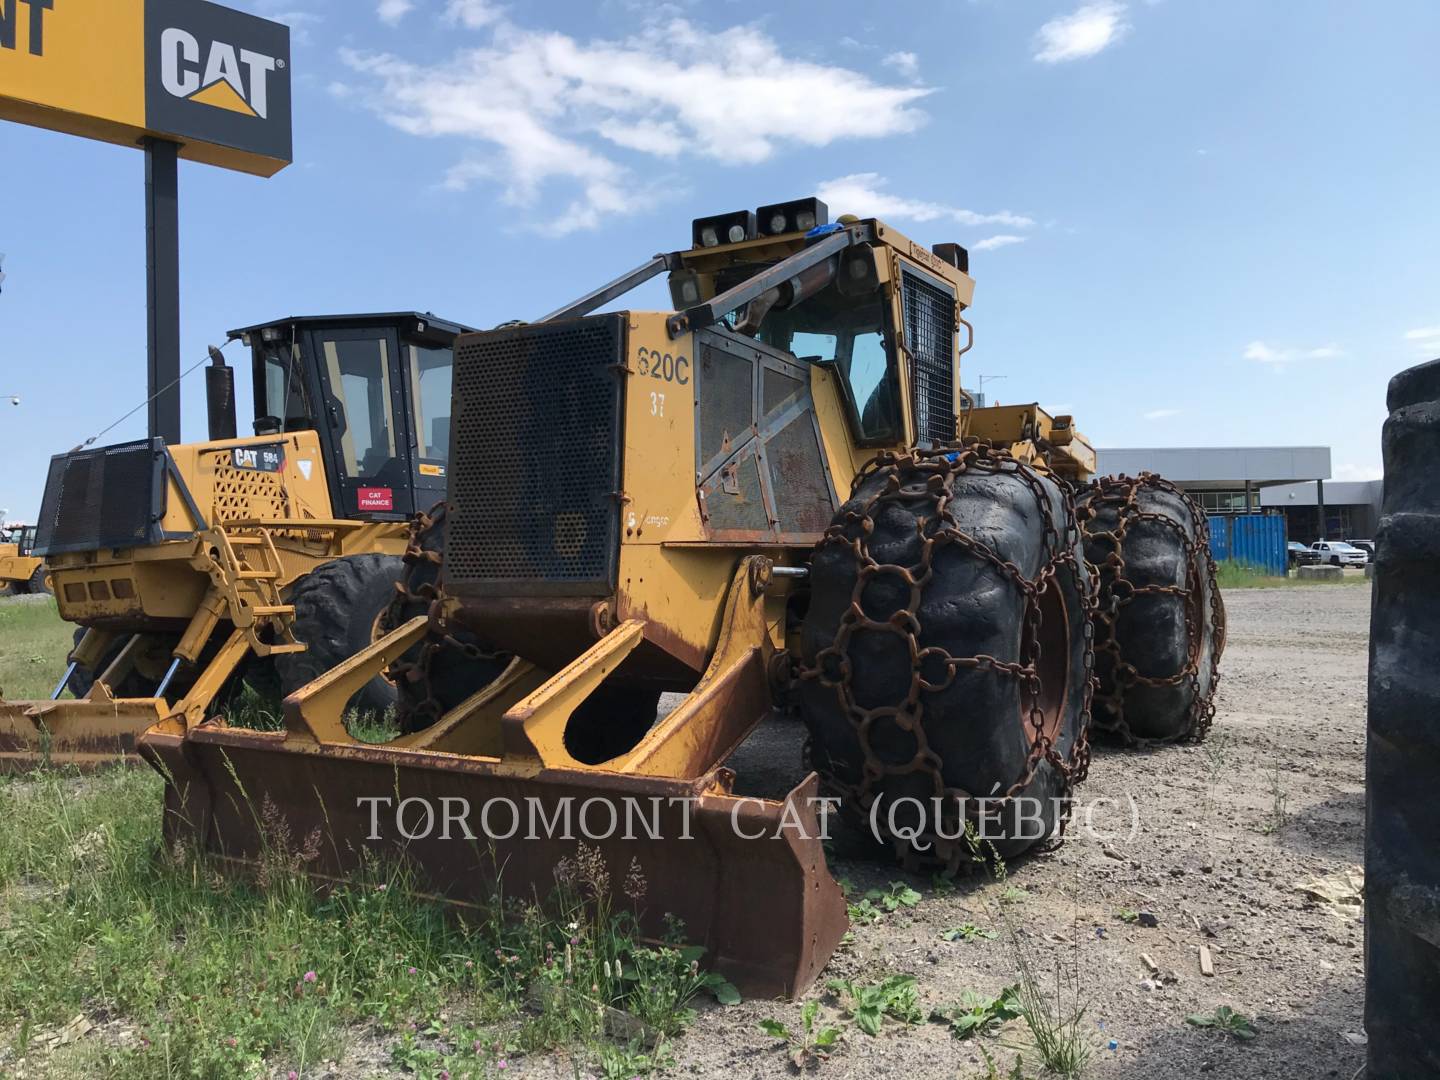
636;346;689;385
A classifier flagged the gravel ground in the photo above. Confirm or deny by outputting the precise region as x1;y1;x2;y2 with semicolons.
658;583;1372;1080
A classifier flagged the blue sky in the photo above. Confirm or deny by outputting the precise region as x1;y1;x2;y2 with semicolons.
3;0;1438;521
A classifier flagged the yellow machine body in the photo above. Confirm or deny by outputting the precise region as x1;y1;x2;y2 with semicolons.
141;211;1098;996
0;544;43;592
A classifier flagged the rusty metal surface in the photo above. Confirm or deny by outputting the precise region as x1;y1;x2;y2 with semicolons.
0;696;165;772
140;726;847;998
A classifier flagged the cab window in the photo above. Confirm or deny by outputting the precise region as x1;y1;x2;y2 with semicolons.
260;343;313;431
406;344;453;464
758;283;900;444
321;337;397;478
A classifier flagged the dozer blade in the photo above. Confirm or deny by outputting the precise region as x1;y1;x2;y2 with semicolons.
0;696;166;772
0;628;255;773
139;722;848;998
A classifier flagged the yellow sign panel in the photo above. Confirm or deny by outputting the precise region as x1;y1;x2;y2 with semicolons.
0;0;144;137
0;0;291;176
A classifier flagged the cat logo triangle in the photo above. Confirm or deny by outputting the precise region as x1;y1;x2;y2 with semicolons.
189;77;258;117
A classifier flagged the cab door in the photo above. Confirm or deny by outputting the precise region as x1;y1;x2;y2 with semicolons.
311;326;415;519
394;334;454;511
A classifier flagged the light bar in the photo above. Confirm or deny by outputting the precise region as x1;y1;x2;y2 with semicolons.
756;197;829;237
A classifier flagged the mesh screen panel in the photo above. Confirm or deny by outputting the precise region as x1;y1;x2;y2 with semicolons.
33;440;161;556
766;413;835;534
698;346;754;468
447;315;625;595
901;268;958;446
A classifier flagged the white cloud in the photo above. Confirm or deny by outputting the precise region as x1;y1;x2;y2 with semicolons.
1405;325;1440;354
445;0;502;28
882;51;920;79
1334;463;1383;482
1034;2;1130;64
376;0;413;25
341;19;930;234
1142;407;1180;420
1243;340;1344;367
972;234;1026;252
816;173;1033;229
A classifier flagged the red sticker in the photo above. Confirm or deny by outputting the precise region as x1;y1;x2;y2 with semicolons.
357;487;394;511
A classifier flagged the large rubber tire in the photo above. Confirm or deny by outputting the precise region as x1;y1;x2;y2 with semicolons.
1077;474;1224;745
275;554;405;719
1366;358;1440;1080
798;446;1094;869
386;505;509;735
25;565;49;595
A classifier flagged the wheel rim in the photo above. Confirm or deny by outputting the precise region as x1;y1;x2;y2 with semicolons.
370;606;398;688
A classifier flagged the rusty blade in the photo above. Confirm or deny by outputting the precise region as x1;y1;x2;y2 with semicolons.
0;698;164;772
139;724;848;998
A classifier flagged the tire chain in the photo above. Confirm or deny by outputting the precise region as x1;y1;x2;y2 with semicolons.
381;502;510;732
797;441;1096;874
1081;473;1224;745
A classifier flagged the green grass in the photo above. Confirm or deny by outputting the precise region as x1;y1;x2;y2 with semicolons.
1216;559;1372;589
0;597;75;699
0;767;731;1078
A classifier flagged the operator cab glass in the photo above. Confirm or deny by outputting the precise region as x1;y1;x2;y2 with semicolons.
757;282;901;445
236;313;472;521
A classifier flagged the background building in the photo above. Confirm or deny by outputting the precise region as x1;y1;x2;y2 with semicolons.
1094;445;1379;542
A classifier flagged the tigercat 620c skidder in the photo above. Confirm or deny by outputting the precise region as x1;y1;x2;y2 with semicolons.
142;199;1224;996
0;312;472;768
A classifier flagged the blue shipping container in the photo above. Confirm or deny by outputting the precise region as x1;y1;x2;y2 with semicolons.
1207;514;1287;576
1207;515;1231;564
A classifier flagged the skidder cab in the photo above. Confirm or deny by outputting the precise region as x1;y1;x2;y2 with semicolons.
141;198;1222;997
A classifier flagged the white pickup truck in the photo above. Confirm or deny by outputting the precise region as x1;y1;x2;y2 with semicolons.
1310;540;1368;567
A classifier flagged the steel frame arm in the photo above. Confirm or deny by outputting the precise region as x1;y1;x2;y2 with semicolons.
665;225;869;338
537;254;680;323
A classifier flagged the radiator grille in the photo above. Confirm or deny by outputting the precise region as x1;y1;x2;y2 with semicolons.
33;439;163;556
901;268;958;446
447;315;625;596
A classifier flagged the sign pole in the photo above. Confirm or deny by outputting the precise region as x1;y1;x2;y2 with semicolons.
144;137;182;445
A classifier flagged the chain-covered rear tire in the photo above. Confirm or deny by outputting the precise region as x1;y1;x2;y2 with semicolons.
1078;474;1224;745
275;554;405;720
798;445;1094;869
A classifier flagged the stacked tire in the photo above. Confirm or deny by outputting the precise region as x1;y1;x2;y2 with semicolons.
1366;358;1440;1079
1077;474;1224;745
798;445;1093;869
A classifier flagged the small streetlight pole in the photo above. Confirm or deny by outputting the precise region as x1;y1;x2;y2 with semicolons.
976;374;1007;408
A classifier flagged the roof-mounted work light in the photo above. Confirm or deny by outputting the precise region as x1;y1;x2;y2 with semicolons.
692;210;757;249
756;197;829;237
